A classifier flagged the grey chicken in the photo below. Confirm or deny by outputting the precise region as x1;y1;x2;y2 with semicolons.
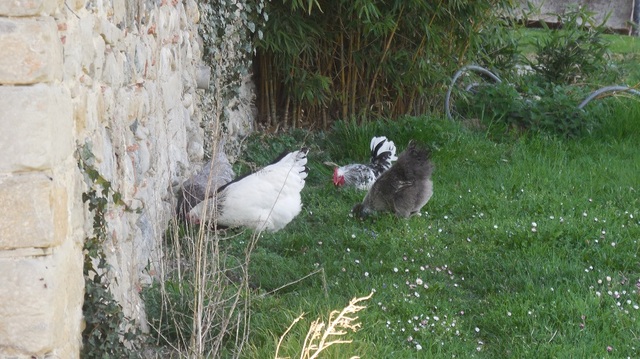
352;141;433;218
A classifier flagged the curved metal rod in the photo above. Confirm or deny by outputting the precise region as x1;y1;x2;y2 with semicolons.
445;65;502;120
577;85;640;109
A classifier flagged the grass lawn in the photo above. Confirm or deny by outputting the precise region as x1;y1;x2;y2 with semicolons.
209;102;639;358
145;28;640;359
516;27;640;56
603;33;640;84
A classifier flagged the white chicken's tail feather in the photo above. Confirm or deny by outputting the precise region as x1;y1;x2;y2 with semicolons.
288;147;309;179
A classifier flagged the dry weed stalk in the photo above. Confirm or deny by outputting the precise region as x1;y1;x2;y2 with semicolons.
154;54;254;358
274;292;373;359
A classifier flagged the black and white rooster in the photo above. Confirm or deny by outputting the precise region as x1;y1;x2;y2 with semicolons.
332;136;398;190
187;148;309;232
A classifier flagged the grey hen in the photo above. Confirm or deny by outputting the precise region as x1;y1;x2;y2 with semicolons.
352;140;433;218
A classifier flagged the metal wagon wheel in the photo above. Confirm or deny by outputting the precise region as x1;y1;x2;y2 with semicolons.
444;65;503;121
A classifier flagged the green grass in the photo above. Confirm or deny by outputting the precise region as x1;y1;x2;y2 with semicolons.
145;25;640;358
516;27;640;84
605;33;640;55
208;108;640;358
516;28;640;56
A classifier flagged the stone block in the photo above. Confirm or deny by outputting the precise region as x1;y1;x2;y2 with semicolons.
0;84;73;173
0;0;62;16
103;51;124;88
161;72;182;111
0;238;83;357
0;173;68;250
186;0;200;24
99;18;124;46
112;0;126;26
0;17;63;84
65;0;85;12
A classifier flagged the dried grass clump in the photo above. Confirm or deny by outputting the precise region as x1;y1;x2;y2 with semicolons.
275;292;373;359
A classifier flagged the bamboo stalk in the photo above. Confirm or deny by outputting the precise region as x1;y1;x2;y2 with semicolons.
366;5;404;112
405;2;446;116
321;40;333;129
350;32;359;120
322;106;328;130
284;95;291;129
260;55;270;126
269;61;277;127
406;33;427;115
348;33;355;120
289;100;297;130
295;101;302;129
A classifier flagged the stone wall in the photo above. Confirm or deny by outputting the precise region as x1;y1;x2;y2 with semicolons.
0;0;236;356
516;0;636;34
0;1;84;356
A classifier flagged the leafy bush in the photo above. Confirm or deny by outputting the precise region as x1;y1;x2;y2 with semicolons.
528;6;619;84
475;19;523;74
457;78;606;138
452;6;627;138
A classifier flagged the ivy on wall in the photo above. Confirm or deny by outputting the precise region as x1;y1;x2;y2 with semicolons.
77;146;143;358
197;0;266;155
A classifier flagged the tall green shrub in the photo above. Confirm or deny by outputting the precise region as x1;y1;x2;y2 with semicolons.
255;0;514;129
529;6;617;84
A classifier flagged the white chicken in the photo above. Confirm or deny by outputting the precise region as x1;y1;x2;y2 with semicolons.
332;136;398;190
187;147;309;232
